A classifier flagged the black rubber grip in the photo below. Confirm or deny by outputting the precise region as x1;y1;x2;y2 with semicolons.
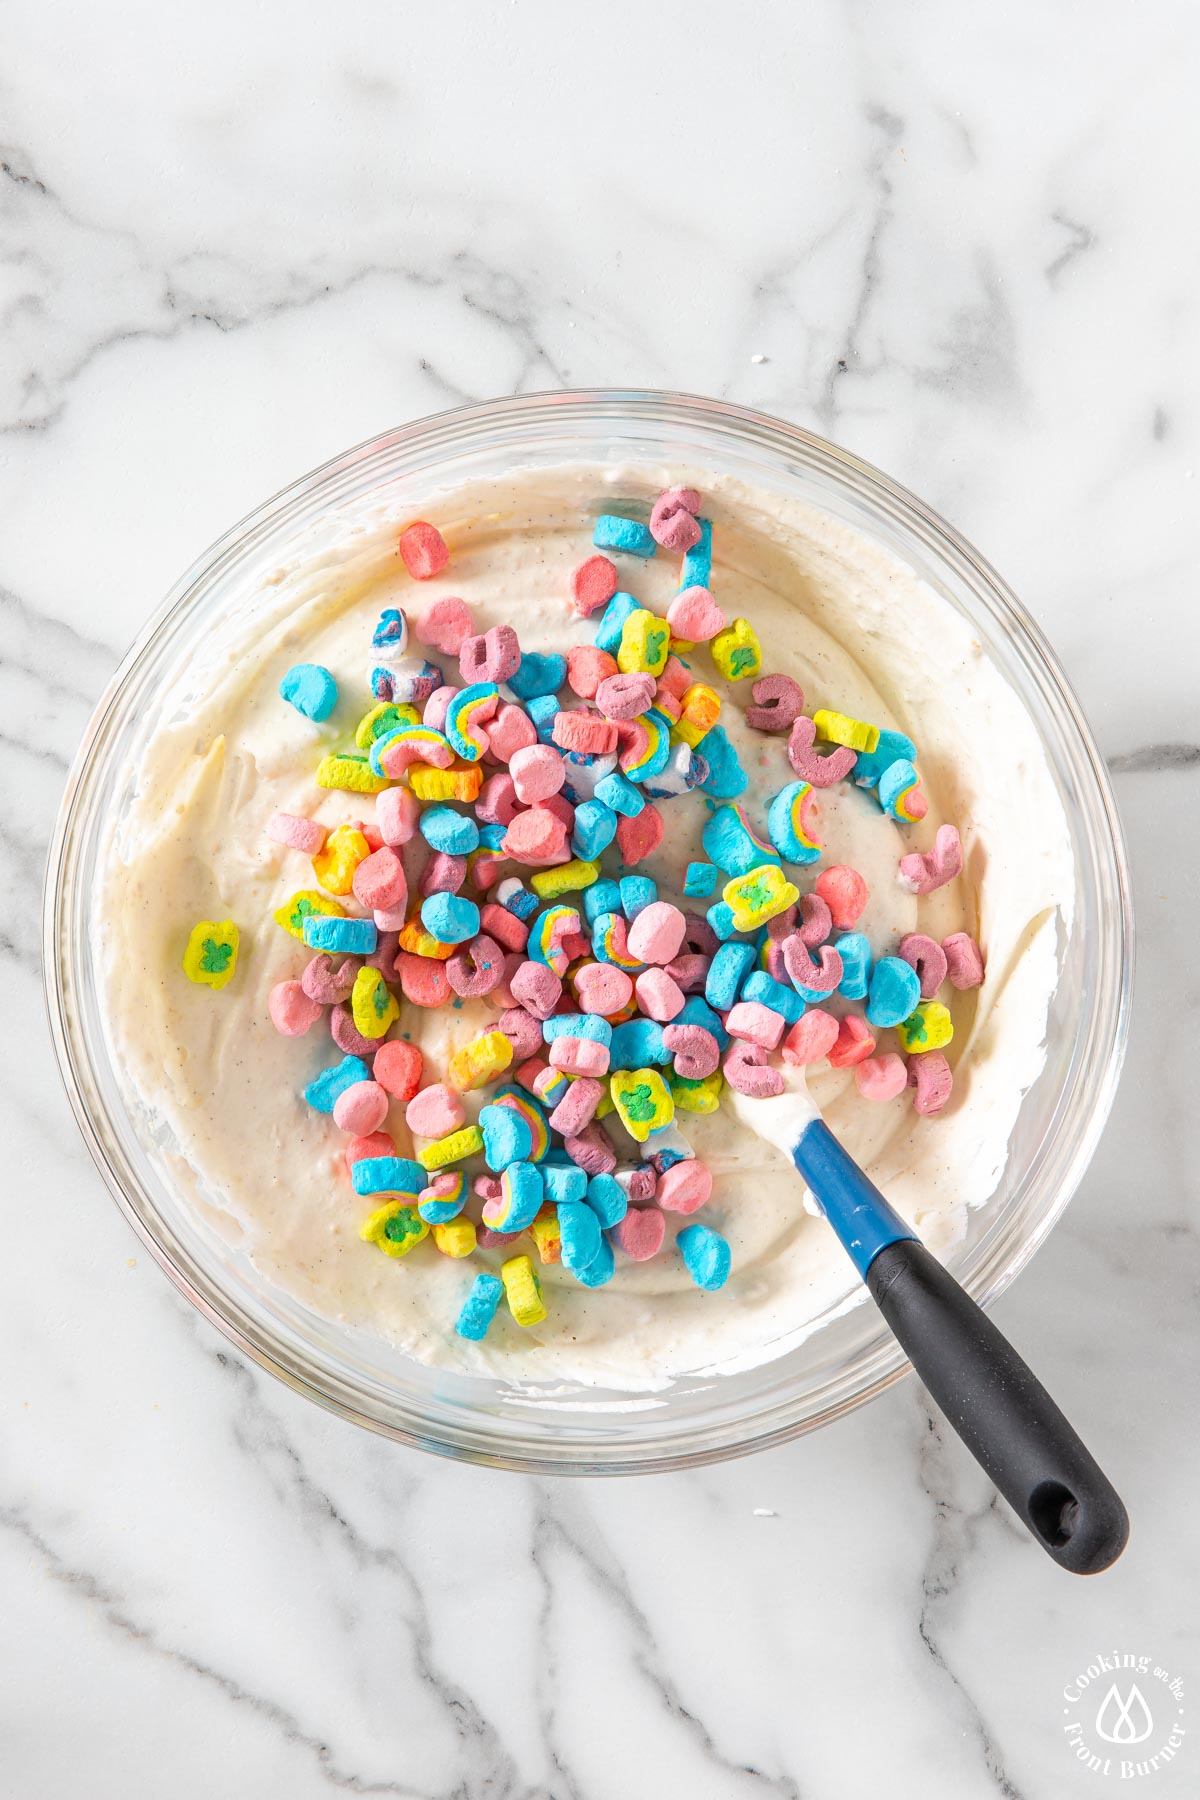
866;1239;1129;1574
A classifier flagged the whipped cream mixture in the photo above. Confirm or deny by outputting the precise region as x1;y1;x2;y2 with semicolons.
97;464;1072;1391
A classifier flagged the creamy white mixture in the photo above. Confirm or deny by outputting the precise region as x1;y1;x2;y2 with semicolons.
97;464;1072;1391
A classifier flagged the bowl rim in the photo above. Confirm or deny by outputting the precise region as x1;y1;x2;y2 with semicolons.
42;387;1135;1472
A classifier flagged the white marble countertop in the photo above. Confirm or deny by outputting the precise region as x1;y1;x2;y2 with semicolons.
6;3;1197;1794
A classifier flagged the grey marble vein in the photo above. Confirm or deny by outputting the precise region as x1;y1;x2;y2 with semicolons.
530;1483;803;1800
1108;742;1200;774
914;1409;1028;1800
0;1503;418;1797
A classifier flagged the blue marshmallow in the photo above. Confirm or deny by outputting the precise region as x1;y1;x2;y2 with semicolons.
455;1272;504;1341
703;804;780;877
542;1012;613;1046
677;1222;731;1291
678;518;712;589
619;875;658;921
586;1173;628;1229
742;968;806;1025
594;769;645;817
305;1055;371;1114
350;1154;424;1197
421;891;479;945
572;799;619;860
526;694;560;744
695;724;747;799
303;915;377;954
609;1017;670;1069
684;861;719;897
478;1104;534;1171
706;901;737;941
543;1163;588;1206
593;515;656;558
583;878;623;926
853;728;917;791
866;956;922;1028
836;932;873;1001
508;652;567;700
593;590;641;654
559;1200;603;1273
706;942;756;1011
572;1232;615;1287
279;662;338;721
419;805;480;855
499;1162;544;1231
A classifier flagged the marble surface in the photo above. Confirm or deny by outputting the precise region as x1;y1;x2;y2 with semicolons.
6;2;1198;1793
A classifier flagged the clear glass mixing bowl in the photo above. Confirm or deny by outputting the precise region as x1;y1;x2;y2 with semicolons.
43;391;1133;1472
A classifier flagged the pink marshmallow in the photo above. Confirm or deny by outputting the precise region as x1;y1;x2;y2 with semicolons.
616;805;663;865
827;1014;876;1068
899;825;963;896
301;953;360;1005
649;486;702;551
406;1082;466;1140
909;1050;953;1115
573;963;633;1015
781;1009;839;1066
416;596;473;656
509;960;563;1019
509;743;566;804
376;786;421;846
724;999;786;1050
498;1006;545;1063
549;1035;610;1076
627;901;687;967
476;772;520;826
460;624;520;684
723;1040;785;1097
746;674;805;734
266;812;327;855
352;846;408;912
815;865;868;930
943;932;985;990
567;646;618;698
502;807;570;866
422;685;459;730
798;893;832;947
373;1039;424;1102
419;851;468;896
333;1080;390;1136
331;1004;381;1058
634;967;686;1023
563;1123;617;1175
398;520;449;579
595;671;657;721
662;1022;720;1079
569;554;619;617
666;586;725;641
787;716;858;787
898;932;949;999
268;980;323;1037
447;933;506;999
856;1054;909;1103
609;1206;667;1260
548;1076;604;1136
656;1160;713;1214
487;703;538;764
374;904;408;932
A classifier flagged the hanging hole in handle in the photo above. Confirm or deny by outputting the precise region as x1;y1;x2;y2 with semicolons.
1029;1479;1080;1547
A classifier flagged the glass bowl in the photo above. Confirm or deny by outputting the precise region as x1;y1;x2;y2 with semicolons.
43;391;1133;1472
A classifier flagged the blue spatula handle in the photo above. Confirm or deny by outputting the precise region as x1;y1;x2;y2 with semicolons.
793;1120;1129;1575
